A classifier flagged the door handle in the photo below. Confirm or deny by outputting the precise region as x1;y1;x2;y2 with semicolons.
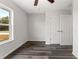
57;30;63;32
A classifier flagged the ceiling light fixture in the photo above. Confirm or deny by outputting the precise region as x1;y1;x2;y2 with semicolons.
34;0;55;6
48;0;54;3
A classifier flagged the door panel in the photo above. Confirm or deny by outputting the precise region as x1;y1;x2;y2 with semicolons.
49;15;60;44
60;15;73;45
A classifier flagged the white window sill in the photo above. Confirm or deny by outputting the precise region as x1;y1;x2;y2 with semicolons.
0;39;13;45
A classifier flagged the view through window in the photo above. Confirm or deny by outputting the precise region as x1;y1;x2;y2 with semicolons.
0;8;9;41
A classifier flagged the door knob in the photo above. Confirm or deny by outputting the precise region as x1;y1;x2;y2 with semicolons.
57;30;63;32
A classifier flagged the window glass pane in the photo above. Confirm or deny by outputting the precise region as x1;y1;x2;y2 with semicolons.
0;8;9;41
0;35;9;41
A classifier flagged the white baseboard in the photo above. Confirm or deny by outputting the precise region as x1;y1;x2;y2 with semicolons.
72;52;78;59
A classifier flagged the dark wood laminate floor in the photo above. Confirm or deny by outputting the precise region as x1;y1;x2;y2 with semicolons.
5;44;77;59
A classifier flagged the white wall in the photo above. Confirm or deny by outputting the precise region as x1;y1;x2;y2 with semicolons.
73;0;78;58
28;14;46;41
0;0;28;59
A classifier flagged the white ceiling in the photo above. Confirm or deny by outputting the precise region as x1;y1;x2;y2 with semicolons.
12;0;72;13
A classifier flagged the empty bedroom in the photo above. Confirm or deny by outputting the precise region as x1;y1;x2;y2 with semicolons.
0;0;78;59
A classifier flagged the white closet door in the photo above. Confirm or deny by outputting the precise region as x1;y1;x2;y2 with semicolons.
60;15;73;45
49;15;60;44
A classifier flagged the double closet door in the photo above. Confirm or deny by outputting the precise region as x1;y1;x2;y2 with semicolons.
47;15;73;45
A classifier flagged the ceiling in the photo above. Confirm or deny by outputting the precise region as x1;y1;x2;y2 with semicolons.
12;0;72;13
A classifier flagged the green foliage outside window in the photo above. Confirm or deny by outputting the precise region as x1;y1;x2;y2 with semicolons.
0;16;9;31
0;16;9;24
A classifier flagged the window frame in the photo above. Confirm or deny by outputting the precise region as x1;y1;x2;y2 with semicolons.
0;3;14;45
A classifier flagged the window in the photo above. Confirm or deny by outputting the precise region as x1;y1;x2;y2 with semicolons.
0;4;14;44
0;8;9;41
